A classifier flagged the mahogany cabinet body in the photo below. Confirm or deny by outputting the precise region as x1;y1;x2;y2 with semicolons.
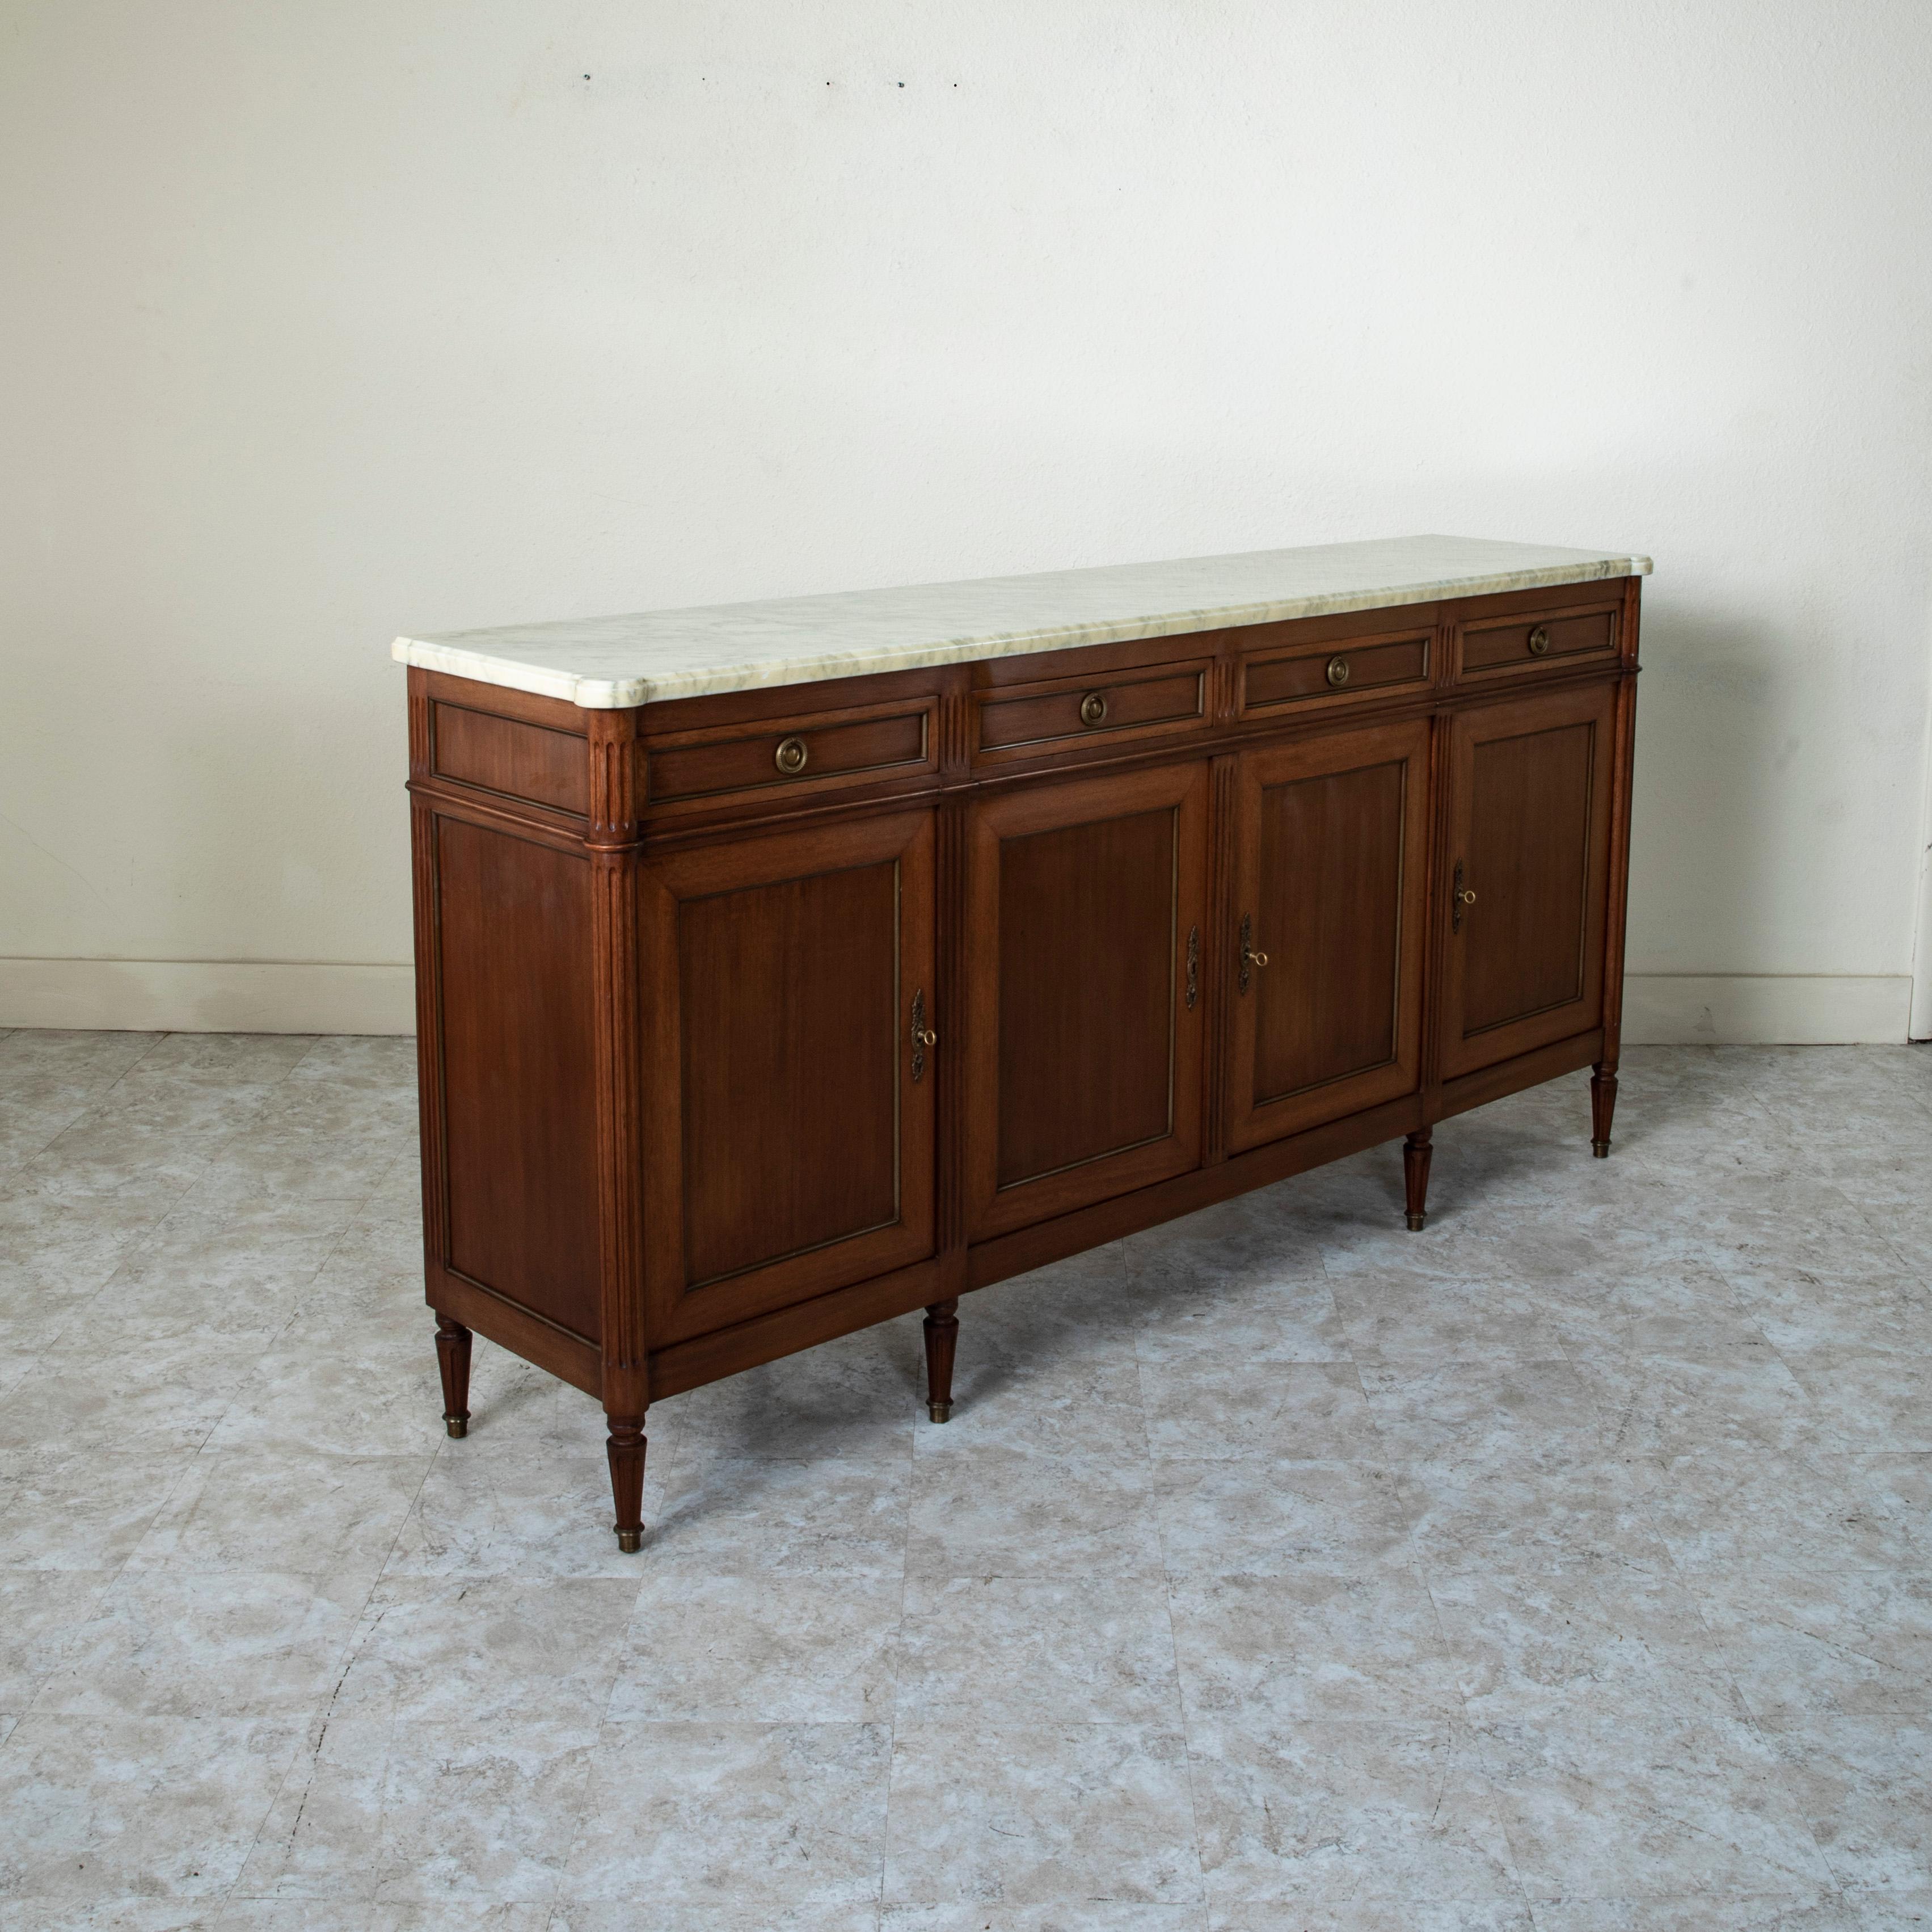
407;575;1642;1545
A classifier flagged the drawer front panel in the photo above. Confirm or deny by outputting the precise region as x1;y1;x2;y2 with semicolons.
975;667;1206;758
1241;636;1429;714
1459;608;1615;678
646;703;933;807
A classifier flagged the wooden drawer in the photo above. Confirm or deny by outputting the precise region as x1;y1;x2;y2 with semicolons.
644;695;937;809
973;662;1208;762
1458;606;1617;680
1239;633;1431;716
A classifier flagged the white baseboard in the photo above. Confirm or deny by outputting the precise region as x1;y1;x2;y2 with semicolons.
0;959;1916;1046
0;959;416;1035
1621;973;1914;1045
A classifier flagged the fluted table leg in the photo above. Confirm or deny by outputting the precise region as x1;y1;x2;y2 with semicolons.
1591;1062;1618;1158
922;1298;960;1423
434;1315;472;1438
1402;1128;1433;1232
606;1412;649;1552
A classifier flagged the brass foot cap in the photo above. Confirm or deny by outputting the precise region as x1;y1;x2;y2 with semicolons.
615;1528;644;1553
1405;1212;1427;1233
445;1416;468;1439
927;1402;953;1424
1592;1140;1612;1158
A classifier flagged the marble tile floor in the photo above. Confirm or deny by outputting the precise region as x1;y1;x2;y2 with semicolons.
0;1028;1927;1930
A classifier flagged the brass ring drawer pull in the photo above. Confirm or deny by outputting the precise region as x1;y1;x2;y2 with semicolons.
1078;691;1109;727
774;736;809;775
1326;656;1351;687
1526;626;1550;657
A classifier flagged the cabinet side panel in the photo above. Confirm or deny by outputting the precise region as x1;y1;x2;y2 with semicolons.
436;815;601;1341
432;702;589;816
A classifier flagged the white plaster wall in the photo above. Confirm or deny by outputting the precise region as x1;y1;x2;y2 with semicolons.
3;0;1929;1036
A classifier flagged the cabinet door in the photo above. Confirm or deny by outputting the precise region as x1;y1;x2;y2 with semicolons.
1439;682;1615;1081
638;809;936;1343
965;762;1209;1240
1225;718;1432;1152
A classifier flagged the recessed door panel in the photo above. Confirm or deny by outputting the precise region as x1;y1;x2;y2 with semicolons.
966;763;1208;1239
678;860;901;1285
639;810;936;1342
1226;719;1431;1151
1440;683;1615;1079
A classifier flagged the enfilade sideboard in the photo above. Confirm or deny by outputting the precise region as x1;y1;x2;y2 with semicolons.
394;534;1650;1550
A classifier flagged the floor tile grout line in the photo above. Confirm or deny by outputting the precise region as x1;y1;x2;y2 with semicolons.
16;1116;250;1255
1661;1565;1854;1900
1315;1232;1435;1533
171;1183;389;1461
1586;1380;1859;1905
870;1368;916;1916
0;1092;99;1184
1157;1570;1213;1909
9;1019;206;1242
1415;1562;1543;1923
218;1452;446;1916
1128;1229;1229;1909
96;1027;172;1098
1123;1235;1213;1908
201;1094;447;1921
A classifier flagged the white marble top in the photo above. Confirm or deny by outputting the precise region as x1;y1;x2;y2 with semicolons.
391;535;1651;709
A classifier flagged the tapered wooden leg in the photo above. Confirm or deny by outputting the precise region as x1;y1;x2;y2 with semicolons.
1402;1128;1433;1232
1591;1061;1618;1158
433;1315;472;1438
606;1412;648;1552
922;1297;960;1423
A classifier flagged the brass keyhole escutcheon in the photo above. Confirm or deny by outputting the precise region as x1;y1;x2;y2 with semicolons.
1237;913;1268;993
1526;625;1550;657
1452;860;1477;933
1078;691;1108;727
910;989;936;1083
1326;655;1351;687
774;736;809;775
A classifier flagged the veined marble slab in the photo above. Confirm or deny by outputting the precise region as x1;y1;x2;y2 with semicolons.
391;534;1652;709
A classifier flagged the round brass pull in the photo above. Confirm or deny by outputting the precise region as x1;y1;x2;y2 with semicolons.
774;736;809;775
1326;655;1351;687
1526;626;1550;657
1078;691;1109;727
